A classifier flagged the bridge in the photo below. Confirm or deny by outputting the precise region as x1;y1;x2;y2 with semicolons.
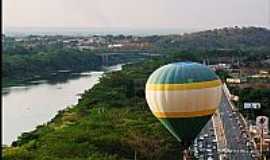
95;52;163;66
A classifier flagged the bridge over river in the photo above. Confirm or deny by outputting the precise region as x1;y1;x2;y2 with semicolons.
95;52;163;65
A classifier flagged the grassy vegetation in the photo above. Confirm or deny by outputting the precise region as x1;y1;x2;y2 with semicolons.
3;50;269;159
3;27;270;159
3;57;187;160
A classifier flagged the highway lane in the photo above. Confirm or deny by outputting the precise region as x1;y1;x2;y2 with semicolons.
193;120;219;160
219;94;255;160
192;93;258;159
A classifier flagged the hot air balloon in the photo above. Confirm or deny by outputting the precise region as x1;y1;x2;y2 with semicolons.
145;62;222;158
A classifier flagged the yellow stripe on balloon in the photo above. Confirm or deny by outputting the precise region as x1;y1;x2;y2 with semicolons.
154;108;216;118
146;80;221;91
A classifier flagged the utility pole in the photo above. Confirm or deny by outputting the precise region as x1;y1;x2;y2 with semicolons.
259;118;265;160
261;126;264;160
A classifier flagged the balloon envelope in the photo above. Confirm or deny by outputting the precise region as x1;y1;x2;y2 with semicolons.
145;62;222;143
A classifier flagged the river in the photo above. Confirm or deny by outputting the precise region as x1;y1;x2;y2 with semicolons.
2;64;123;145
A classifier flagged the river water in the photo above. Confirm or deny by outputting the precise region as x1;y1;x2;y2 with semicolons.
2;64;122;145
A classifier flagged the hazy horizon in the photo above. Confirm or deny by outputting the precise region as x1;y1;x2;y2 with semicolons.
3;26;201;36
3;0;270;30
4;25;270;37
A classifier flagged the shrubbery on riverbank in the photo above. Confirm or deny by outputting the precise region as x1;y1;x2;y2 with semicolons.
3;58;185;160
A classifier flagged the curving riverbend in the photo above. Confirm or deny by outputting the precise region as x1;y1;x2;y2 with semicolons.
2;64;122;145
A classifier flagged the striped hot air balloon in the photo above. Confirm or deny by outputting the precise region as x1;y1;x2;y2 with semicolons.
145;62;222;144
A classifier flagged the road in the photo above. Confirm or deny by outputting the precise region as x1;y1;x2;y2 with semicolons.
192;93;258;160
219;94;255;160
193;120;219;159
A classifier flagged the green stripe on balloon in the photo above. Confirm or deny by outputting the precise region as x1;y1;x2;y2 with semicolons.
147;62;218;84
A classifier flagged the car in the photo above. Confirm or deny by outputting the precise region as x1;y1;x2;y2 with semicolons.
198;155;204;160
246;142;252;147
207;144;212;148
199;136;204;141
194;152;199;158
237;121;241;125
251;153;256;158
207;152;214;156
207;156;214;160
250;150;256;154
227;149;233;154
193;149;199;155
240;129;246;133
204;134;209;138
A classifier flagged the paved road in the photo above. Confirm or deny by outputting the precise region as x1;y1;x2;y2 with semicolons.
218;94;255;160
193;120;219;160
192;94;257;160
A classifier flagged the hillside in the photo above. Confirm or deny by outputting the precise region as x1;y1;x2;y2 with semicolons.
149;27;270;51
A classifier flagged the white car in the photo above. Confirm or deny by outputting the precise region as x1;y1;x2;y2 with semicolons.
199;136;204;140
207;144;212;148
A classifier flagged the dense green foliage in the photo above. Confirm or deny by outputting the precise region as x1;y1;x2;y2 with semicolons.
2;47;146;86
2;48;101;80
2;27;270;159
3;58;186;160
149;27;270;52
3;27;270;83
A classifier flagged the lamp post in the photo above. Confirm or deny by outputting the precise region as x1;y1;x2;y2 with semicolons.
259;117;265;160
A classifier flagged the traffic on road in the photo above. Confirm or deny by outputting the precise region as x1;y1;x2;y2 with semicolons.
192;94;260;160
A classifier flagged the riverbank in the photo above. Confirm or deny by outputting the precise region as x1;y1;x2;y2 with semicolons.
3;59;181;160
2;64;124;145
2;45;148;87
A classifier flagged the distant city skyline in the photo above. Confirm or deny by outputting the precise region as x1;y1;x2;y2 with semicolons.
3;0;270;30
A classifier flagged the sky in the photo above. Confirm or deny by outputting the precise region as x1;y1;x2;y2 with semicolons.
3;0;270;29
